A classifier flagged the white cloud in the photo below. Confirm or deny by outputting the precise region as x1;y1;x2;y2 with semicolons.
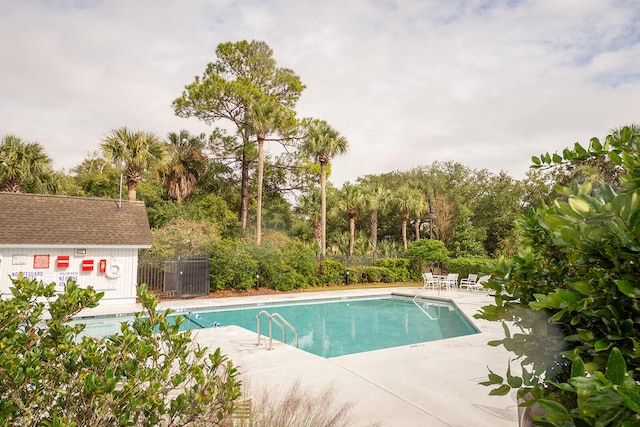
1;0;639;185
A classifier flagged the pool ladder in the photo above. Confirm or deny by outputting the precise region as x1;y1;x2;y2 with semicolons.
256;311;298;350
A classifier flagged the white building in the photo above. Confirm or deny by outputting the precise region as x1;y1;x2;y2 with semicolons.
0;193;152;304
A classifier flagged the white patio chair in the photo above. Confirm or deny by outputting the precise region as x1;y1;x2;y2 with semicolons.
440;273;459;291
459;274;478;291
468;275;491;291
421;272;439;290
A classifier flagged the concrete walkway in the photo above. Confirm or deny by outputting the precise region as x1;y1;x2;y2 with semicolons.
79;287;520;426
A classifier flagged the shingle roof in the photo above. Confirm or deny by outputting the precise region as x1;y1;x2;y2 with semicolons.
0;193;152;247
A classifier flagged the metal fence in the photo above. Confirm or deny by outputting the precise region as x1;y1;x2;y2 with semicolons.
137;256;164;295
137;252;405;298
138;254;210;298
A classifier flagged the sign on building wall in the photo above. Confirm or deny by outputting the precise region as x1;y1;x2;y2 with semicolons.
12;255;26;265
57;271;80;290
9;270;80;291
10;270;45;280
2;248;139;305
33;255;50;269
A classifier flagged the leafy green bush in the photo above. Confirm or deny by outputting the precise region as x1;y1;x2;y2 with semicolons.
147;218;220;258
445;256;494;279
314;259;346;286
250;239;315;290
451;206;487;257
277;241;316;288
250;241;283;290
359;266;394;283
345;267;362;285
146;192;240;237
344;266;394;284
210;239;258;291
272;270;306;292
0;275;241;426
407;239;449;273
476;126;640;426
375;258;411;282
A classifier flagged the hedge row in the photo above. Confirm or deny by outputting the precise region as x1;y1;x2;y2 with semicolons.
208;239;420;291
201;239;497;292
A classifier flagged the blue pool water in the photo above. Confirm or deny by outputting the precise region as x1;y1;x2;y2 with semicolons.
76;295;478;358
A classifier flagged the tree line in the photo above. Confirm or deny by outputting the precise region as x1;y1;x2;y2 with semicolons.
1;40;625;260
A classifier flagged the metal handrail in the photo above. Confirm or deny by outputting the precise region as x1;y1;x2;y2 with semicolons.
256;310;271;348
412;295;441;320
412;294;455;320
256;310;298;350
271;313;299;348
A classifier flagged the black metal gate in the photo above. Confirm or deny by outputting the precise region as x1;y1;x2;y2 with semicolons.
163;254;210;298
138;254;210;298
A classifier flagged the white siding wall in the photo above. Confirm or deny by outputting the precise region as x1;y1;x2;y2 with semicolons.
0;247;139;304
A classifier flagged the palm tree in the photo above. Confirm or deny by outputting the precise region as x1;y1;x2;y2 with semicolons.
294;189;322;251
330;231;351;257
248;98;294;244
302;119;349;257
361;182;389;255
101;127;167;201
0;135;51;193
339;184;363;257
394;187;423;251
158;130;207;201
412;196;428;240
377;238;401;257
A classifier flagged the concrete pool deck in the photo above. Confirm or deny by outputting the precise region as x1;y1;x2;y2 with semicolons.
80;287;520;426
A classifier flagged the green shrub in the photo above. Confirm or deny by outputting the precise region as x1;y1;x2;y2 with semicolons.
147;218;220;258
375;257;411;282
407;239;449;273
0;275;241;426
280;241;315;287
314;259;346;286
250;239;315;290
360;266;394;283
210;239;258;291
146;192;240;237
476;126;640;426
250;241;281;290
345;267;362;285
274;270;306;291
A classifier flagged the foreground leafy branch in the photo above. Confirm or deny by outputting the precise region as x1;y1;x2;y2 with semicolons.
0;275;241;426
476;125;640;426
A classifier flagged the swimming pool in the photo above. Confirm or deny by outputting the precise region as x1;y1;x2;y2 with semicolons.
76;295;478;358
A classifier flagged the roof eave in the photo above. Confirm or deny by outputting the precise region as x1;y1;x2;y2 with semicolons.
0;244;152;249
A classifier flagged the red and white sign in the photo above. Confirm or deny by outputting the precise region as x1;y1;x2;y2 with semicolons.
33;255;50;269
81;259;94;271
57;255;70;268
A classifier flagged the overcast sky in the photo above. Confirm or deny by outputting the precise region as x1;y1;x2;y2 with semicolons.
2;0;639;187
